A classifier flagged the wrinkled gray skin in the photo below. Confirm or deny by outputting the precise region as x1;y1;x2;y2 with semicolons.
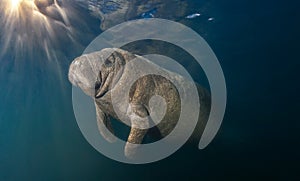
69;48;210;158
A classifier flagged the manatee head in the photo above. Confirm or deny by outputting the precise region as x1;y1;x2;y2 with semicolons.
68;48;136;98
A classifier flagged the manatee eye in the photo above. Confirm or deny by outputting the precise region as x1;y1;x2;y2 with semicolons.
104;59;112;66
104;53;116;67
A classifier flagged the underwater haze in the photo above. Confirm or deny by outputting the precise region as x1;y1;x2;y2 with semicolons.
0;0;299;180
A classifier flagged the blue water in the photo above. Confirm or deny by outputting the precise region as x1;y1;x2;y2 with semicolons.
0;0;299;180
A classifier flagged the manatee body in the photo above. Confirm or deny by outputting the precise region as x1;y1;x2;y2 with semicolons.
69;48;210;158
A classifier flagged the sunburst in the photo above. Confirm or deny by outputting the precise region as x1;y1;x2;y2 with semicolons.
1;0;76;60
7;0;36;12
10;0;22;9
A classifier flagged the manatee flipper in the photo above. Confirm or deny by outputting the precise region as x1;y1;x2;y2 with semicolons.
95;102;116;143
124;104;150;158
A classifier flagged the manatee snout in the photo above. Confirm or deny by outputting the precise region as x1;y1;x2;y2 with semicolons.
68;48;132;97
68;55;100;97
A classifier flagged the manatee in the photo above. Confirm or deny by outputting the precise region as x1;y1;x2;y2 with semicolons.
68;48;210;158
